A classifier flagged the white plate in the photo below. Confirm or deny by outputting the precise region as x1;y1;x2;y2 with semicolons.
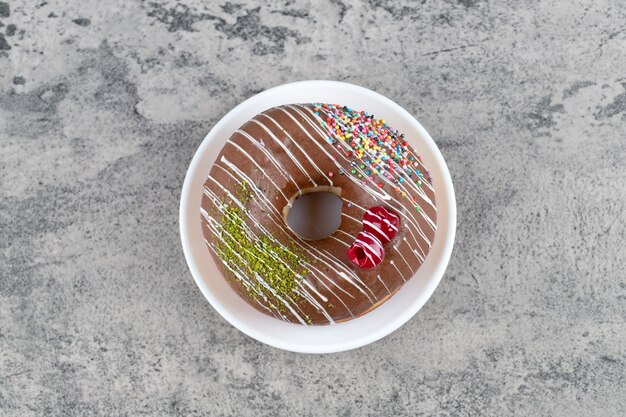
180;81;456;353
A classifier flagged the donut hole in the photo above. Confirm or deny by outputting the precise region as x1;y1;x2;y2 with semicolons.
286;189;343;241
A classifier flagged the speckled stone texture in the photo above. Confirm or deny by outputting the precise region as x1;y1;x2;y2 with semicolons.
1;1;625;415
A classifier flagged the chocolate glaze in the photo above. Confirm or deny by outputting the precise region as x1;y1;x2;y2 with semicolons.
201;104;437;325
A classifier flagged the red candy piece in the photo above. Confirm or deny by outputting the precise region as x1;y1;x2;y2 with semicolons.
362;206;400;244
346;231;385;269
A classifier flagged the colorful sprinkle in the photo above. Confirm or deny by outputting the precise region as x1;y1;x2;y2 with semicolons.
311;103;431;206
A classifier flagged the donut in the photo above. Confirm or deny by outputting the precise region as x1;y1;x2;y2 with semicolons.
201;103;437;325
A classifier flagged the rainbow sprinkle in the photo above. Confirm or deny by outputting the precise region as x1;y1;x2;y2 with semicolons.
312;103;432;213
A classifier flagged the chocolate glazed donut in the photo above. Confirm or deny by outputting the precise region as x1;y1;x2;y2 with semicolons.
201;103;437;325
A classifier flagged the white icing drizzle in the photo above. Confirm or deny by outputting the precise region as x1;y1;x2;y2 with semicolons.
354;230;384;264
363;219;390;239
377;274;392;294
389;260;405;282
223;141;291;204
233;129;299;190
260;113;334;185
254;275;308;325
306;262;356;300
329;235;350;247
341;212;362;224
249;118;317;187
365;210;399;232
338;271;375;302
393;243;414;274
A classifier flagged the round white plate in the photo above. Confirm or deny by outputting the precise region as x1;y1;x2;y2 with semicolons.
180;80;456;353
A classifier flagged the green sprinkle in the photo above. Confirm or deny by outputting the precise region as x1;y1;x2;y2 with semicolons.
216;183;309;311
351;169;357;175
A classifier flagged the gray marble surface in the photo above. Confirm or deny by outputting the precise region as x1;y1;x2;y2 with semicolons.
1;0;625;415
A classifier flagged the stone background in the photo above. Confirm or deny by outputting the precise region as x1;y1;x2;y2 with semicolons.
1;0;625;415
